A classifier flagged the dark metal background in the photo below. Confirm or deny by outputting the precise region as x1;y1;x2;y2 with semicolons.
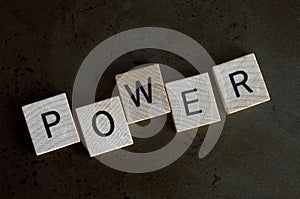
0;0;299;198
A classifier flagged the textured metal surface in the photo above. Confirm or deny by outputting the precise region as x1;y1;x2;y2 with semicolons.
0;0;299;198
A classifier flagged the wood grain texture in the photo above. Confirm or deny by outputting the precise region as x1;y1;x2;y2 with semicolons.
115;64;170;124
75;96;133;157
212;53;270;114
165;73;221;133
22;93;80;156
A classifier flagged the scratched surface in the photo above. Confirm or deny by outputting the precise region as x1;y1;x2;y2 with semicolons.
0;0;299;198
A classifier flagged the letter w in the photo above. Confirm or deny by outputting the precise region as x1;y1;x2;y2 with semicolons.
124;77;152;107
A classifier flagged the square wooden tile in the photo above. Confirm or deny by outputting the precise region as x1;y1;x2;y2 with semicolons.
165;73;221;133
75;96;133;157
22;93;80;156
212;53;270;114
115;64;170;124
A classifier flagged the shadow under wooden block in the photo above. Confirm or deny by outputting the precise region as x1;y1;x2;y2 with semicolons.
212;53;270;114
115;64;170;124
22;93;80;156
75;96;133;157
165;73;221;133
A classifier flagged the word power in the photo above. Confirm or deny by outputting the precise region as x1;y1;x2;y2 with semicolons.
22;53;270;156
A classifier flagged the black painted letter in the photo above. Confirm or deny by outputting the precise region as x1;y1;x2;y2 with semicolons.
124;77;152;107
92;111;114;137
182;89;202;116
41;111;60;138
229;70;253;98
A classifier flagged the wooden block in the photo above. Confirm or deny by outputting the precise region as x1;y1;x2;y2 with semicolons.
115;64;170;124
212;53;270;114
75;96;133;157
165;73;221;133
22;93;80;156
